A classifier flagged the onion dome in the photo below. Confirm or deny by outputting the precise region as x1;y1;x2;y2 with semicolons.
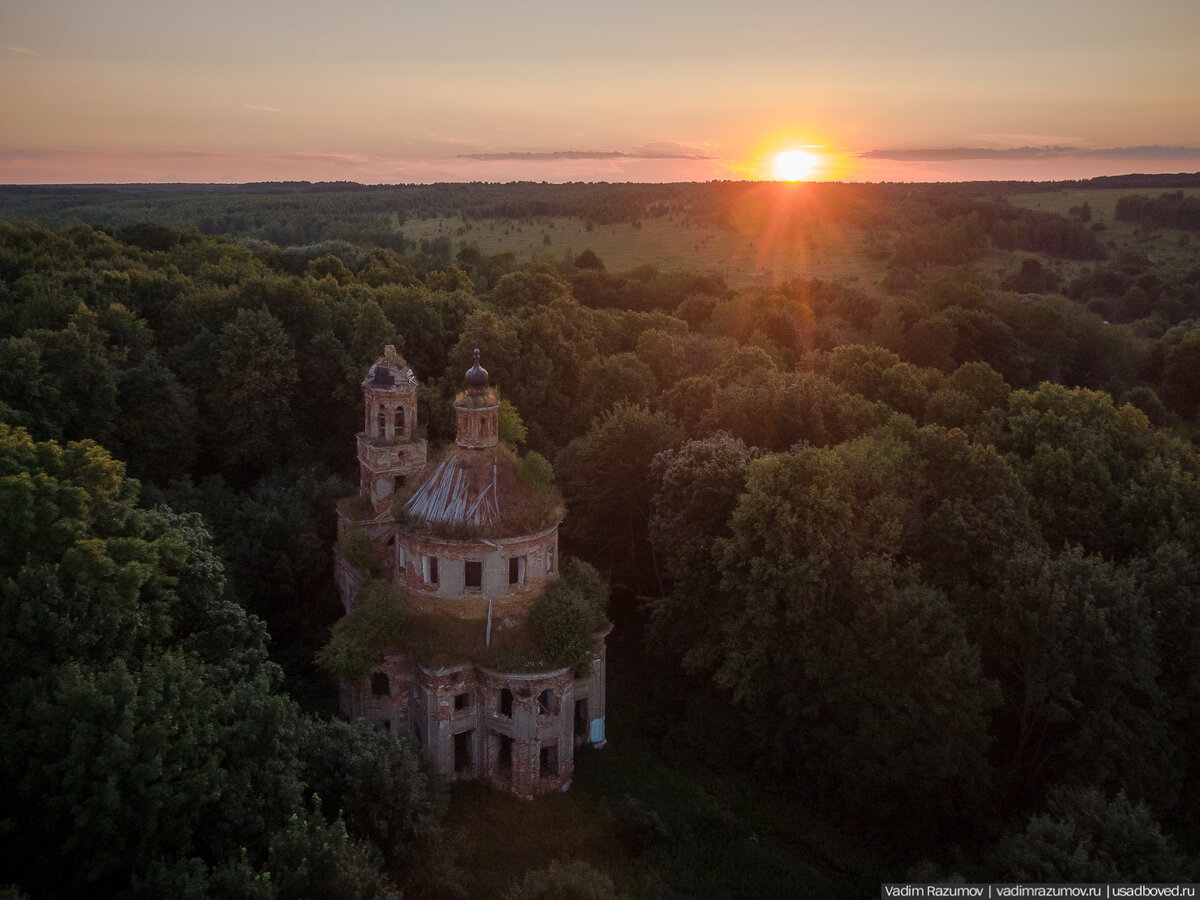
465;348;489;390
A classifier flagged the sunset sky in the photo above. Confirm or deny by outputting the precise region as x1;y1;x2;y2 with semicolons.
3;0;1199;184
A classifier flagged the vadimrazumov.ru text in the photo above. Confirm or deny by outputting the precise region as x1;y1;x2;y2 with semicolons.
881;885;1199;899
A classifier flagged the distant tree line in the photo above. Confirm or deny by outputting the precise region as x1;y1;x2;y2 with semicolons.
1116;191;1200;232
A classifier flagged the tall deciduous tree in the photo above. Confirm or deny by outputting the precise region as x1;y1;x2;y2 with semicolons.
557;403;683;590
0;425;435;898
207;307;300;481
707;443;999;834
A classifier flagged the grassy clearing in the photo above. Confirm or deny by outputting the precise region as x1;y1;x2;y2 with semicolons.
442;781;636;897
1006;188;1200;280
399;214;887;290
438;607;883;899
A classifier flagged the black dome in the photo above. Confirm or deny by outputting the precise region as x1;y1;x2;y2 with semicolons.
465;348;489;389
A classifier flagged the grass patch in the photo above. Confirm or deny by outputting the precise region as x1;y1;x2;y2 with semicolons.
400;214;886;290
442;781;641;898
438;593;887;900
398;613;551;672
1005;187;1200;280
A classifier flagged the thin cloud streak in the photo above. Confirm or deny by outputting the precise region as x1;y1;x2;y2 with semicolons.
3;45;36;55
0;146;727;184
459;149;714;161
861;145;1200;162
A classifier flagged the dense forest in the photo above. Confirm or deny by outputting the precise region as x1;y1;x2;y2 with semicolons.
2;177;1200;897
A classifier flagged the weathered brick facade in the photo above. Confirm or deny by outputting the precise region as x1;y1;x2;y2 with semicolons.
335;347;608;797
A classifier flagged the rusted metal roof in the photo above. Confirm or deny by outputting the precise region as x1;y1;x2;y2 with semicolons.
363;345;420;391
403;449;501;534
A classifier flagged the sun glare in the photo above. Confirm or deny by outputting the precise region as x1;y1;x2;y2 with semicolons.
773;149;819;181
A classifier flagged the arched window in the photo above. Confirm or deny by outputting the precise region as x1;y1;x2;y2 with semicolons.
376;404;387;436
395;405;405;432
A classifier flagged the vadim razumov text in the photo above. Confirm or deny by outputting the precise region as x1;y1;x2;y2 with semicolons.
881;885;1199;899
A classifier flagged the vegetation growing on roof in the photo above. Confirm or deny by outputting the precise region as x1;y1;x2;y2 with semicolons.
338;494;376;521
337;525;377;571
316;579;409;680
530;558;610;675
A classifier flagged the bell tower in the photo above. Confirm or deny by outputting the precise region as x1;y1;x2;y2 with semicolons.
357;345;427;512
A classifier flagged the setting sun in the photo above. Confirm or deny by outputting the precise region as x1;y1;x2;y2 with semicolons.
772;149;820;181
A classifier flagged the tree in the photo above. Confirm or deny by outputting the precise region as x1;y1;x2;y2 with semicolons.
556;404;683;589
706;443;999;835
206;307;300;481
349;298;400;372
503;859;622;900
0;425;434;898
110;350;198;484
1162;326;1200;421
573;249;605;271
576;353;658;425
646;433;754;667
489;270;572;312
987;788;1191;882
707;370;882;451
529;558;609;674
972;545;1171;807
298;717;443;870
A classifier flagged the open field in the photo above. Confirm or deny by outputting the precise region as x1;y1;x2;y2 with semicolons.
1006;187;1200;280
398;213;889;290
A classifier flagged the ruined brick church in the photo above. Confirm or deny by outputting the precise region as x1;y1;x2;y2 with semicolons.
334;345;609;796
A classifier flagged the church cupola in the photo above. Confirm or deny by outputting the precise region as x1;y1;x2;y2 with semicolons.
455;348;500;450
465;348;489;390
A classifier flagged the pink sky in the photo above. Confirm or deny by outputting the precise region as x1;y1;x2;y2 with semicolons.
3;0;1199;185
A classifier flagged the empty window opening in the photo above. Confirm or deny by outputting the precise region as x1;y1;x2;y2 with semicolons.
465;560;482;589
376;404;386;436
395;405;405;431
538;689;558;716
454;730;474;774
498;688;513;717
424;556;438;585
397;545;406;571
547;546;554;573
380;718;391;731
497;734;513;779
412;721;422;747
371;672;391;696
574;699;589;741
393;474;406;492
539;745;558;778
454;692;472;711
509;556;526;586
